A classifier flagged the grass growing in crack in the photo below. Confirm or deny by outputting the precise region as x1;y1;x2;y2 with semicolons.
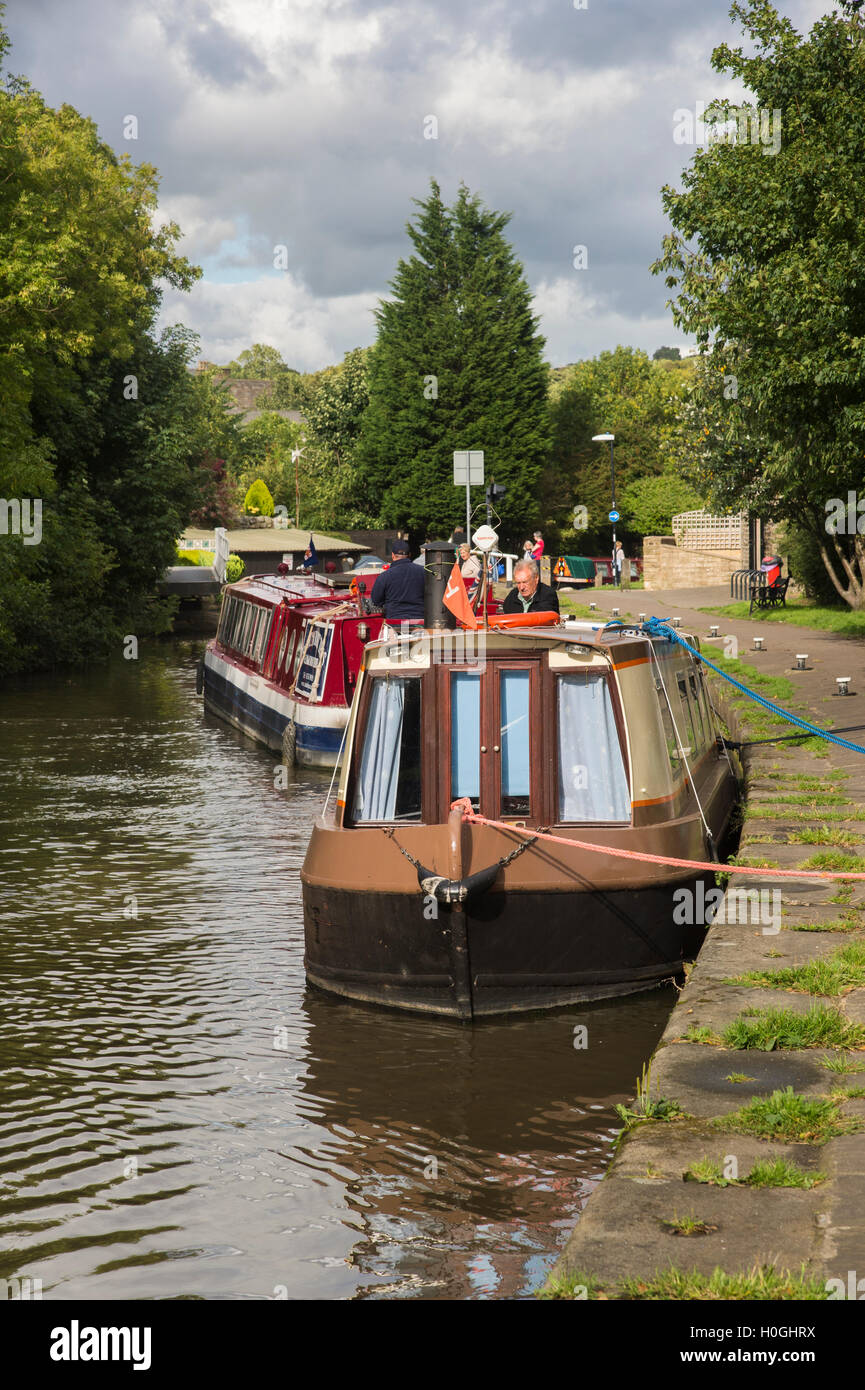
789;828;861;847
722;1003;865;1050
787;916;860;932
727;942;865;996
728;854;781;870
801;853;862;873
615;1059;684;1127
746;1158;827;1189
537;1270;605;1300
714;1087;861;1142
828;882;856;905
726;1072;756;1083
662;1213;717;1236
684;1158;738;1187
820;1054;865;1074
753;793;854;808
684;1156;827;1189
682;1025;716;1044
619;1264;830;1300
748;806;862;823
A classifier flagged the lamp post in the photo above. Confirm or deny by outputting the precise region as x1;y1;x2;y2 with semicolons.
592;432;616;573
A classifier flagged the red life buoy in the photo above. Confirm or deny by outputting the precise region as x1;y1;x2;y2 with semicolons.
486;611;560;629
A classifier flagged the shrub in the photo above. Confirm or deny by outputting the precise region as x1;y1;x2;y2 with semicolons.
243;479;275;516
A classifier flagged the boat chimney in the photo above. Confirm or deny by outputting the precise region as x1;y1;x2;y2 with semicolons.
423;541;457;629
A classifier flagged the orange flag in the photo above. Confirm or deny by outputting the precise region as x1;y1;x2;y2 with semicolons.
443;561;478;628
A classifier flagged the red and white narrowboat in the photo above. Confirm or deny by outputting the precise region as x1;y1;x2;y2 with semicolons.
199;574;384;767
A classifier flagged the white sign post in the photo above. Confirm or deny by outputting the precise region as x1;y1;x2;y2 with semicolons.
453;451;484;541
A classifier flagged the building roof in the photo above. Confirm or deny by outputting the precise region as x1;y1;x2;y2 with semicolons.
181;527;368;554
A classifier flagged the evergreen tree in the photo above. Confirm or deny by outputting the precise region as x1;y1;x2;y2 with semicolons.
354;181;550;538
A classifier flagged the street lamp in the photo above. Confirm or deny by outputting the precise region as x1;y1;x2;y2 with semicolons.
591;432;617;566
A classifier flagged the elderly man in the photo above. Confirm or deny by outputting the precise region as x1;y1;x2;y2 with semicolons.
502;558;560;615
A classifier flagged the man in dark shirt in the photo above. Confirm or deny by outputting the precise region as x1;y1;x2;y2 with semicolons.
502;559;560;615
370;540;426;625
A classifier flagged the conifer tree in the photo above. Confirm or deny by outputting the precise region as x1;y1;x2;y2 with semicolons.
354;182;550;538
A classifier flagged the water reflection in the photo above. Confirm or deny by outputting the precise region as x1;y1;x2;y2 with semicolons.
0;646;674;1300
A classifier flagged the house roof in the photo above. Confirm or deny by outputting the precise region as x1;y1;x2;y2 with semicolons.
181;527;368;554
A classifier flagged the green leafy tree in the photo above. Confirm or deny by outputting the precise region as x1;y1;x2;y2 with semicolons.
619;472;706;537
234;413;304;515
354;181;550;538
0;14;209;674
544;347;692;552
652;0;865;607
653;346;681;361
226;343;291;378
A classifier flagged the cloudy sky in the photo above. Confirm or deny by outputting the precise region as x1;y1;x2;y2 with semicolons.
4;0;835;370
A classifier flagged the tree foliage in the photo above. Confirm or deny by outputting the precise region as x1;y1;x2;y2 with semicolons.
652;0;865;607
544;347;696;551
0;17;222;674
354;181;550;540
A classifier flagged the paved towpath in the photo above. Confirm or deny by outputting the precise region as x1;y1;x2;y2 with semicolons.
546;585;865;1299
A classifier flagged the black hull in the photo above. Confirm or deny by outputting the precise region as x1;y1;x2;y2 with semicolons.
303;881;707;1020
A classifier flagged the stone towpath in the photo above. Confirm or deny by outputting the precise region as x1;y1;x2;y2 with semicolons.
547;585;865;1297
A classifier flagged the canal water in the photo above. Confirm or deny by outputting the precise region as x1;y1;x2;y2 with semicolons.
0;644;675;1300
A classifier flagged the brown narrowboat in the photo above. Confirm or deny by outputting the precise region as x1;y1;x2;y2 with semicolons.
301;617;740;1019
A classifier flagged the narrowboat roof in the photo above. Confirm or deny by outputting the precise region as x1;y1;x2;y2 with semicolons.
360;619;699;667
224;573;353;608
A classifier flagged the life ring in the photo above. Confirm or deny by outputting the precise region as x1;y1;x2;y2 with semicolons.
486;611;560;629
195;657;205;695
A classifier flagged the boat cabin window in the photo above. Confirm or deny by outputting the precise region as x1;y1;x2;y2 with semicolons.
500;669;530;815
451;671;481;810
688;670;708;750
556;673;630;822
352;676;422;823
675;672;697;757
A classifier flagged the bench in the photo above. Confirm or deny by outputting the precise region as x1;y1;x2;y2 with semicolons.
748;574;790;616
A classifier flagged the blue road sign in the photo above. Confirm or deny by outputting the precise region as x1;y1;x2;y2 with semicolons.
608;509;620;522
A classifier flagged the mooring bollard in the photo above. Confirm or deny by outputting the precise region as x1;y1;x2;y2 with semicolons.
638;612;646;622
753;636;765;651
672;617;681;628
709;624;719;638
836;677;851;696
795;654;808;671
612;607;620;618
589;601;597;611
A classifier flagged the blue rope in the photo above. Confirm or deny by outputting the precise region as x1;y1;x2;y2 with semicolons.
640;616;865;756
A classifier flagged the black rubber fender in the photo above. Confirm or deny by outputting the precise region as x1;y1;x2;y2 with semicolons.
195;657;205;695
416;860;501;905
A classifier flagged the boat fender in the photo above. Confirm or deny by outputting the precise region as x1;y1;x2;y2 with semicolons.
195;657;205;695
416;860;501;905
486;611;560;629
282;719;297;767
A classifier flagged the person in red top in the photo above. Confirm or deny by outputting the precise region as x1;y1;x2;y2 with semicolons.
530;531;544;562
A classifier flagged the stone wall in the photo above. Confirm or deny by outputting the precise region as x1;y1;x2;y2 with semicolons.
642;536;743;590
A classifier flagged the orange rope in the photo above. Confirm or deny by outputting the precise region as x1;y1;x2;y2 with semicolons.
449;800;865;882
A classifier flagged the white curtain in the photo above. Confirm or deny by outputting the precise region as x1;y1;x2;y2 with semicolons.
353;678;406;821
557;673;630;822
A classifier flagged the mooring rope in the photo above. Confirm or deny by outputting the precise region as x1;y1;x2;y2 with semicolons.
448;800;865;881
639;616;865;755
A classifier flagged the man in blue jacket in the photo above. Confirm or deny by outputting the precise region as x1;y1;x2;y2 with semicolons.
370;539;425;628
